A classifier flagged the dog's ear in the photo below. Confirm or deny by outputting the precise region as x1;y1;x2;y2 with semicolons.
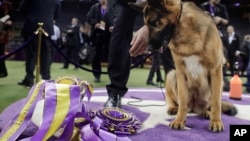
128;1;147;12
147;0;162;7
147;0;175;7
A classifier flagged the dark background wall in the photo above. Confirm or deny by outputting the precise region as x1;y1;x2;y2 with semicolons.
10;0;250;34
7;0;250;41
4;0;249;62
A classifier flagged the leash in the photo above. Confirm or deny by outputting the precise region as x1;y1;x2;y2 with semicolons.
126;82;166;107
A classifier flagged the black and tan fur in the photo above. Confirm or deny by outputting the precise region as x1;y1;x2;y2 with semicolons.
130;0;237;132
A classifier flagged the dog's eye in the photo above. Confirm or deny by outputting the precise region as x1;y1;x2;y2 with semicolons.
147;19;158;27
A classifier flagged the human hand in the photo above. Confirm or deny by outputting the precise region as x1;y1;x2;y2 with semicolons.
5;20;12;25
109;26;113;32
213;16;222;24
129;25;149;57
235;50;241;56
95;23;101;29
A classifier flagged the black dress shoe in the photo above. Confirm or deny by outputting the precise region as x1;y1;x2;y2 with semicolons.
18;80;34;88
104;93;122;108
146;81;158;86
156;79;164;83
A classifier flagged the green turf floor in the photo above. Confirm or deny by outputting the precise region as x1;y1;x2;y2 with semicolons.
1;60;247;113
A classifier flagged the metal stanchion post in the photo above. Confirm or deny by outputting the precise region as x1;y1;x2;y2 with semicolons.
34;22;48;83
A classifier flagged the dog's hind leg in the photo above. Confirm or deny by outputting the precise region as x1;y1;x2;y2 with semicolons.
166;70;178;115
209;66;224;132
202;100;238;120
169;69;188;130
202;110;210;119
221;101;238;116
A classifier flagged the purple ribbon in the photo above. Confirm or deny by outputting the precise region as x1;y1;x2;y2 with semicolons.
30;83;58;140
57;119;75;141
0;81;46;141
31;83;80;140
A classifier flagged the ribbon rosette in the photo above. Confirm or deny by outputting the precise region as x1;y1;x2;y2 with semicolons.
98;108;142;135
79;107;142;141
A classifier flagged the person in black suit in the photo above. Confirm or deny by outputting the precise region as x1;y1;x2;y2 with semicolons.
200;0;230;91
223;25;240;75
239;35;250;92
0;0;13;78
237;35;250;75
104;0;137;108
104;0;175;108
62;17;81;70
86;0;111;82
200;0;229;37
18;0;61;87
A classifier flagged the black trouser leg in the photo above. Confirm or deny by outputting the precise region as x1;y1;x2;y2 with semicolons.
106;3;136;96
92;33;103;79
40;38;51;80
63;47;70;68
0;43;7;77
104;3;136;109
147;52;160;82
23;36;37;84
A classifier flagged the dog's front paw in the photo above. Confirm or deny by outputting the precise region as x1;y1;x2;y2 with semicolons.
169;120;185;130
167;107;178;115
209;120;224;132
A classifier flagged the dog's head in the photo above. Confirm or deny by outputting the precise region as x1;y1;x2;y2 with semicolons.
130;0;182;50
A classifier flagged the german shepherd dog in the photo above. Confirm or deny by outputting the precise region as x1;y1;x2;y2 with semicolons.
130;0;237;132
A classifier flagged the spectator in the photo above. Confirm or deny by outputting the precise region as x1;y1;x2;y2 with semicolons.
86;0;111;82
146;49;164;86
237;34;250;75
50;20;61;66
61;17;81;70
0;0;13;78
240;35;250;92
18;0;61;87
200;0;230;91
78;22;95;65
200;0;229;37
223;25;240;75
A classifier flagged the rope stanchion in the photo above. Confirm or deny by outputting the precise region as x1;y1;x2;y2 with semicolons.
34;22;48;83
0;34;36;60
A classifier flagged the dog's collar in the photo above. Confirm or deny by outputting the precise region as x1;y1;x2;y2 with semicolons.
176;2;183;24
161;2;183;50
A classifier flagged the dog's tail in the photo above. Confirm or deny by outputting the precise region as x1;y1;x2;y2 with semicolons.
221;101;238;116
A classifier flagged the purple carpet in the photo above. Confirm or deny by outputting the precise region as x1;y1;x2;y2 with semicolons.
1;88;250;141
